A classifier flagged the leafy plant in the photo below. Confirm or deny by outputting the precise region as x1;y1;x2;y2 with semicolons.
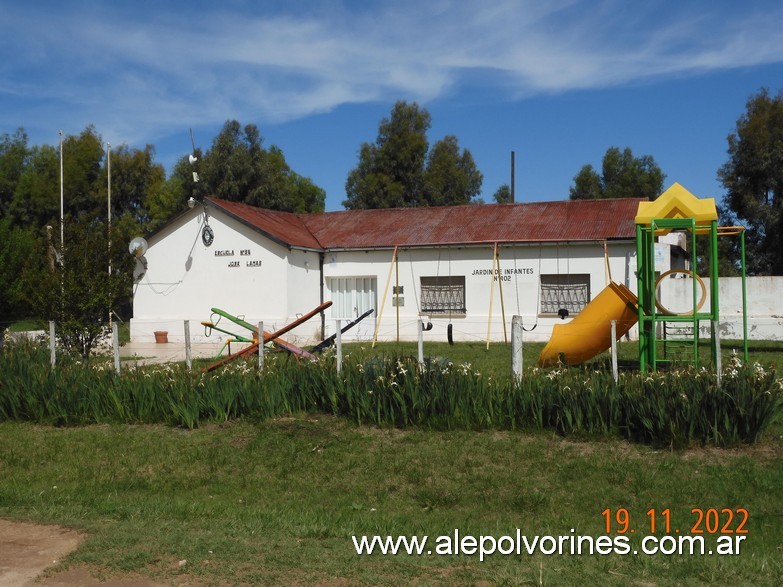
1;338;780;448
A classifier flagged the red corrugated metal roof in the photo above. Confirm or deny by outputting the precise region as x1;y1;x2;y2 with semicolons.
208;197;643;251
209;198;323;250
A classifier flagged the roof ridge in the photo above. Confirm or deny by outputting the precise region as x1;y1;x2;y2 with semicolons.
304;197;647;216
206;196;642;250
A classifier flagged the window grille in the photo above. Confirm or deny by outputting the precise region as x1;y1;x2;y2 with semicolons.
540;274;590;315
420;276;466;314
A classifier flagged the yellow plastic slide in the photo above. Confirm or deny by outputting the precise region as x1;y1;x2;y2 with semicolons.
538;282;639;367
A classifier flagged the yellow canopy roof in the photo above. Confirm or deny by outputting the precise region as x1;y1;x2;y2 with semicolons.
635;182;717;225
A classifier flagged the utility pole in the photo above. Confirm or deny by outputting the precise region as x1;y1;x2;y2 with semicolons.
107;142;112;328
59;130;64;255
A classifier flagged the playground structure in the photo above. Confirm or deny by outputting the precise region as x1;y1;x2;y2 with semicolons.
537;282;638;366
538;183;748;370
635;183;747;370
201;303;374;372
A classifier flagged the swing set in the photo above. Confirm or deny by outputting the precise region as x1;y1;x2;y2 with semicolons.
372;240;550;348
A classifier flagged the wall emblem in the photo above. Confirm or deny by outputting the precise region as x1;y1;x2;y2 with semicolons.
202;225;214;247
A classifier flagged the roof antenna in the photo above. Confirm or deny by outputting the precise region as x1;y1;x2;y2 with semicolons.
187;128;212;245
189;128;199;183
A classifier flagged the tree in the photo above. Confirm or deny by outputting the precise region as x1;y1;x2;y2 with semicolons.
718;88;783;275
345;102;485;209
0;129;29;217
99;144;167;229
6;126;111;228
34;215;133;357
201;121;264;202
344;101;432;209
7;144;59;227
424;135;483;206
570;147;665;200
492;184;512;204
190;120;325;213
62;126;104;216
145;177;189;232
0;219;39;326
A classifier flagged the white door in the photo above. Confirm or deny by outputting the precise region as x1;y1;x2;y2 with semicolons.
329;277;377;340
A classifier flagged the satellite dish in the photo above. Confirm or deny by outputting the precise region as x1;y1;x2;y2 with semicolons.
133;257;147;284
129;237;148;257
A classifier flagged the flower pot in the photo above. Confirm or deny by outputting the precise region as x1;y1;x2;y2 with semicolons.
154;331;169;344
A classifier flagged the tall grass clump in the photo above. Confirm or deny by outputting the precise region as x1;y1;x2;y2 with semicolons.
616;353;782;447
1;336;780;448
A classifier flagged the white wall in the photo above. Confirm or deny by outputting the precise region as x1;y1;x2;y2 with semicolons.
131;208;783;349
322;242;638;344
658;275;783;340
131;207;318;344
282;248;323;345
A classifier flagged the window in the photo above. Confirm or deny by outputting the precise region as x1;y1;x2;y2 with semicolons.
540;274;590;315
420;276;466;314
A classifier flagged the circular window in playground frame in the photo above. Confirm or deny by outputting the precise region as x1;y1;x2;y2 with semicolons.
654;269;707;316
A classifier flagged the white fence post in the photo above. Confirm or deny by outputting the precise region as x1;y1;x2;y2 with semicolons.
335;319;342;373
714;320;722;389
258;321;264;371
49;320;56;369
112;322;121;374
184;320;192;371
418;321;424;368
611;320;618;384
511;316;523;381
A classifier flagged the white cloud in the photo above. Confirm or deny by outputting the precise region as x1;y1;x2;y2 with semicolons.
2;0;783;144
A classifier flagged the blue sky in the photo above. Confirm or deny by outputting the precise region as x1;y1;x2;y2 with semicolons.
2;1;783;211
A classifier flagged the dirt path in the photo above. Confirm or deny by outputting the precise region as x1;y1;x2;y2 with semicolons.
0;519;83;586
0;520;170;586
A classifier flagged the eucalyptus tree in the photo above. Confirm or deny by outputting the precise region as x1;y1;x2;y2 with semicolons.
344;101;432;209
570;146;665;201
344;101;483;209
186;120;325;213
718;88;783;275
424;135;483;206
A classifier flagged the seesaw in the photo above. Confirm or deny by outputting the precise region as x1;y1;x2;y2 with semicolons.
202;303;375;372
202;302;332;372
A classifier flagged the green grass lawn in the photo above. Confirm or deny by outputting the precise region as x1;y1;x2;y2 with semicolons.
2;335;782;585
1;416;781;586
352;338;783;379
